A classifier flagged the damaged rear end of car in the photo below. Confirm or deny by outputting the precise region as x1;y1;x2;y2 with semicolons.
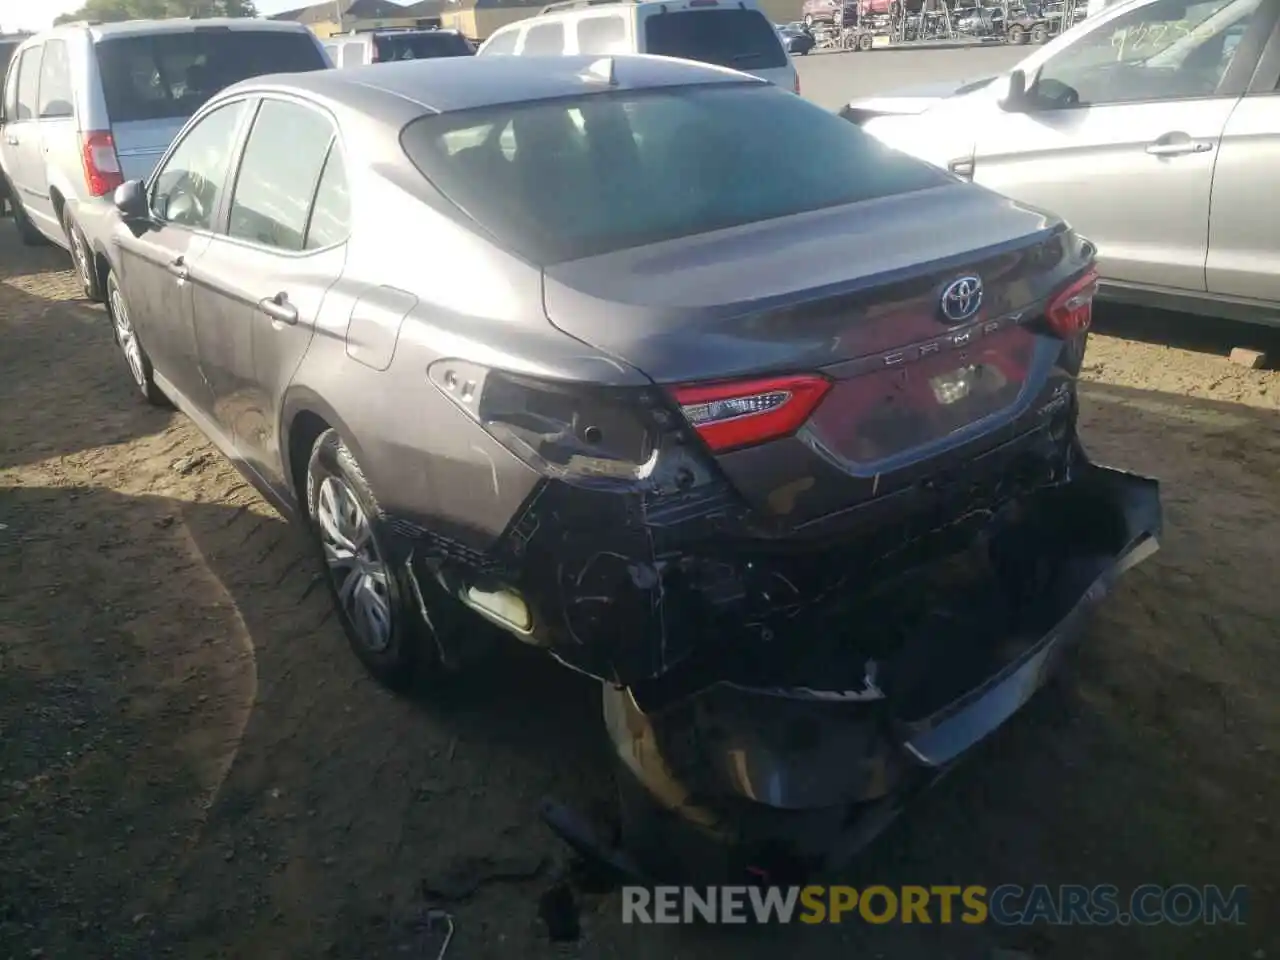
395;76;1161;880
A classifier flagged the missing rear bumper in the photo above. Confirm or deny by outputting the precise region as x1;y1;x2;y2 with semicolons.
570;461;1161;882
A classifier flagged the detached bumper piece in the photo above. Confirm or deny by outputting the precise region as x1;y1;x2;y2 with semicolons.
550;462;1161;884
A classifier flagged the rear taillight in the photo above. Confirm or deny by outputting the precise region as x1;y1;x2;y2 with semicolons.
80;130;124;197
1045;267;1099;338
671;374;831;452
793;71;801;95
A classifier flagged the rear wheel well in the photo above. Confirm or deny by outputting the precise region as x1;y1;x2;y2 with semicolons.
50;188;66;224
288;410;332;516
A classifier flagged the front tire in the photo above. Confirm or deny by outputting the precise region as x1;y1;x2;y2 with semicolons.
106;272;167;406
1008;24;1027;43
306;429;443;691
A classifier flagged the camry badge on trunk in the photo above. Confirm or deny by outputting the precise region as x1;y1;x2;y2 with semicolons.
940;275;984;323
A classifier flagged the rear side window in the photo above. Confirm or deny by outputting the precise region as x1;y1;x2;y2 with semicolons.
228;99;336;251
15;47;42;121
481;30;518;54
576;15;627;53
373;31;472;60
306;147;351;249
644;9;788;70
38;40;74;118
94;29;327;124
401;83;948;264
522;23;566;54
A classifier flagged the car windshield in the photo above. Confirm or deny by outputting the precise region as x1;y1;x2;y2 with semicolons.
94;29;327;123
400;83;950;264
374;31;473;60
643;9;788;70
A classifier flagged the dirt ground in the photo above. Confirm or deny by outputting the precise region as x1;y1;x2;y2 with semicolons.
1;221;1278;960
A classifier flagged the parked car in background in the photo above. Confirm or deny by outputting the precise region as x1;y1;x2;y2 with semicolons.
322;27;475;68
100;53;1158;882
777;21;817;53
476;0;800;93
0;33;23;216
844;0;1280;327
0;19;330;300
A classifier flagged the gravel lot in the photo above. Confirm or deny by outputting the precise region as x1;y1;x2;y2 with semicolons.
2;198;1279;959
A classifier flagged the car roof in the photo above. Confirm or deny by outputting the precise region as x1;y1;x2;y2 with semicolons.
227;53;760;115
33;18;311;42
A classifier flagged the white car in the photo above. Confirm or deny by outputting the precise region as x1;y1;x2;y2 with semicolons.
0;19;330;301
844;0;1280;326
476;0;801;94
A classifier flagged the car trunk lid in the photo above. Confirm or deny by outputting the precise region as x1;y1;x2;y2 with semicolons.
542;183;1089;524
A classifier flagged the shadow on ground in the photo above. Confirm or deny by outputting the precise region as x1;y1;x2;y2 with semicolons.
2;378;1277;959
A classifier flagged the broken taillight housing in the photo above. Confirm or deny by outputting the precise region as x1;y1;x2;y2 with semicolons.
429;360;658;482
1045;267;1099;338
671;374;832;453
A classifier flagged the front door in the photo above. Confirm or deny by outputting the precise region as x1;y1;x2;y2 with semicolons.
120;97;254;417
971;0;1275;293
192;97;349;496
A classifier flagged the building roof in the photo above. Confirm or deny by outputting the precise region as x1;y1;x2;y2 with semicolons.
269;0;423;24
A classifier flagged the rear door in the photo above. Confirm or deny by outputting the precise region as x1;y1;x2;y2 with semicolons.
1205;16;1280;302
969;0;1276;293
191;96;348;495
92;26;329;183
639;4;796;87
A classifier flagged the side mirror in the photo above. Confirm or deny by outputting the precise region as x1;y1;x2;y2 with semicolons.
997;69;1029;111
113;179;150;222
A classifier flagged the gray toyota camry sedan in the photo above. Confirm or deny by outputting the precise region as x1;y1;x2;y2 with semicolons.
102;54;1161;880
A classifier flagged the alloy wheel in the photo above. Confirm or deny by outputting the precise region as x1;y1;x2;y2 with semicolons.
109;285;147;389
71;227;92;290
316;475;393;653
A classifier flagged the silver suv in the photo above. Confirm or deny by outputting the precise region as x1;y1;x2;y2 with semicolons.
0;18;330;301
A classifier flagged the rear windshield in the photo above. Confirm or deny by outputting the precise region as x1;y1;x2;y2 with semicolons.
644;9;788;71
374;32;473;60
94;29;327;123
400;83;948;264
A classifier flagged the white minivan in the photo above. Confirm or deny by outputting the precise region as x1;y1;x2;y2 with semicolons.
477;0;800;94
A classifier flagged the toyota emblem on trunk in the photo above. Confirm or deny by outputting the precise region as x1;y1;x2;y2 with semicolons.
940;275;984;323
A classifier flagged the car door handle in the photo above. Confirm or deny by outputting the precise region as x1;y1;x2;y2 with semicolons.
1146;139;1213;157
258;292;298;325
166;257;188;281
4;135;18;146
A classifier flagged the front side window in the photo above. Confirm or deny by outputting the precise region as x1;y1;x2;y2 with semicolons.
522;23;566;55
228;99;336;251
151;99;249;230
2;48;23;119
15;46;43;121
643;9;788;71
401;83;948;264
1032;0;1264;106
38;40;74;119
94;30;327;124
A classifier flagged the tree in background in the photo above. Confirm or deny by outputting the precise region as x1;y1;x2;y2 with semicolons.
54;0;260;25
